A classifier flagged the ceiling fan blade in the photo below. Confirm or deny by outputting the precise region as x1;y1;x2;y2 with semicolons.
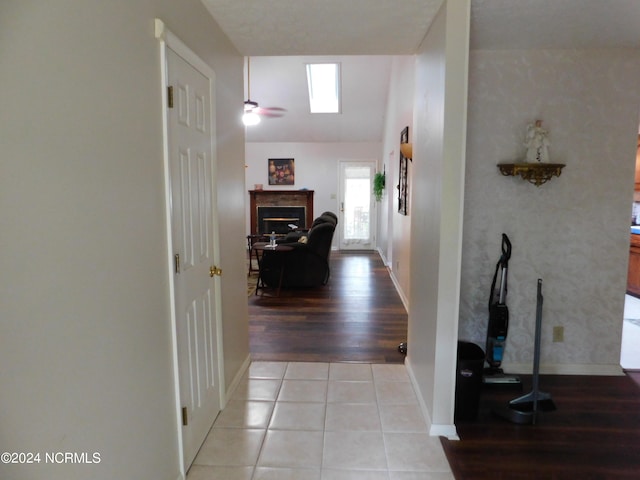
260;112;285;118
245;57;286;119
255;106;287;118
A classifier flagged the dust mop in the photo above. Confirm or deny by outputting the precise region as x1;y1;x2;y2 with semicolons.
494;278;556;425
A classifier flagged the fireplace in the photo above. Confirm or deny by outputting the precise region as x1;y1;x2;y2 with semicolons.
257;206;307;235
249;190;314;236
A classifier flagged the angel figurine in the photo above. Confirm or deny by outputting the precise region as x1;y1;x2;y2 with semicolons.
524;120;551;163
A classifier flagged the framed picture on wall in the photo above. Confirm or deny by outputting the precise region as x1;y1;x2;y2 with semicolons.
398;127;409;215
268;158;295;185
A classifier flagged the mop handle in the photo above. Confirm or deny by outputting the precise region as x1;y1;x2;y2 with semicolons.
532;279;544;397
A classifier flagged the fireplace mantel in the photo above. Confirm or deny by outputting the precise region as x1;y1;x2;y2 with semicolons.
249;190;314;236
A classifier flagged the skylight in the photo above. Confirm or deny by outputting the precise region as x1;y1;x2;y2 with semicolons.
306;63;341;114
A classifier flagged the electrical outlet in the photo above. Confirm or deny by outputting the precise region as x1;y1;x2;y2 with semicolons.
553;326;564;343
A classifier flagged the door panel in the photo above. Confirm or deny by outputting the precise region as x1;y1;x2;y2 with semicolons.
167;47;221;470
339;162;376;250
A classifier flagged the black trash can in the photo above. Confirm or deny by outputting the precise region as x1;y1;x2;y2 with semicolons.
454;341;485;421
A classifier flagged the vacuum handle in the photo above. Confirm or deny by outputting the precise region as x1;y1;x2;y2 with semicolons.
501;234;512;264
495;234;511;304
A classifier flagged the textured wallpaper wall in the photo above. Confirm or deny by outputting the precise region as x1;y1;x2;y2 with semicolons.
460;49;640;373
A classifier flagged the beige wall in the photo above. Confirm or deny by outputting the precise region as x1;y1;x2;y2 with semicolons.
0;2;248;479
380;55;416;307
460;48;640;375
405;0;470;437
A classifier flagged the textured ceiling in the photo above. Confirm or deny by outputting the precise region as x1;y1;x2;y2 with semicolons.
203;0;640;55
201;0;640;143
470;0;640;50
201;0;444;55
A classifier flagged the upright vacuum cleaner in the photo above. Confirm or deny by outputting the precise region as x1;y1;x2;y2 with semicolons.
483;234;521;386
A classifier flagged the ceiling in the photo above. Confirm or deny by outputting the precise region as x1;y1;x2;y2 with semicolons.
240;55;395;143
201;0;444;55
201;0;640;143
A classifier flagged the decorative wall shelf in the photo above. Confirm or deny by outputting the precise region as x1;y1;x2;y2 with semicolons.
497;163;565;187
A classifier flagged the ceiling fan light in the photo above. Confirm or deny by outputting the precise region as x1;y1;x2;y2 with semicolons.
242;110;261;126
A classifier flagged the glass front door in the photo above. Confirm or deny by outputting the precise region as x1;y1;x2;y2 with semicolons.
338;161;375;250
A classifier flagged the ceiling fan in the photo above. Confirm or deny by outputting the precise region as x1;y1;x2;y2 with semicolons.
243;57;286;126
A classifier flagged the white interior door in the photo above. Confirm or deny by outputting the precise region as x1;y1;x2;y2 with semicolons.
338;161;376;250
166;46;222;470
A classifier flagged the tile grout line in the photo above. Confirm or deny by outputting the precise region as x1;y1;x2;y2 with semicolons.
250;361;286;479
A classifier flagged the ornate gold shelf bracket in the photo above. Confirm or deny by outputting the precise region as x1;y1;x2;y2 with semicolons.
497;163;565;187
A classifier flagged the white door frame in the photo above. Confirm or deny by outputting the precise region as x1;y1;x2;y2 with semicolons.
155;19;225;476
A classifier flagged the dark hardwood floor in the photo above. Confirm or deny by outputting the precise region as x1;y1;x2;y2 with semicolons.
441;372;640;479
248;250;640;479
248;250;407;363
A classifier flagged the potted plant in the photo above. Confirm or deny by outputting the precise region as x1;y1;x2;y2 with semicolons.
373;171;385;202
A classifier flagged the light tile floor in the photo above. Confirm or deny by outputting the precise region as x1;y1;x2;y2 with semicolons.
187;362;454;480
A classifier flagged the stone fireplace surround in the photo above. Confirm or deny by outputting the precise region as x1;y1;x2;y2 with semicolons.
248;190;314;236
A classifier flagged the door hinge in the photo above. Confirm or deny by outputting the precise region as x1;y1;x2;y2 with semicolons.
181;406;188;426
167;85;174;109
174;253;180;274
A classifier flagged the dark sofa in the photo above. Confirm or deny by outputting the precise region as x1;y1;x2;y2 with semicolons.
276;211;338;245
260;212;337;288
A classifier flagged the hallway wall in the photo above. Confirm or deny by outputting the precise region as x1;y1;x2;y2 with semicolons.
406;0;470;437
380;55;416;305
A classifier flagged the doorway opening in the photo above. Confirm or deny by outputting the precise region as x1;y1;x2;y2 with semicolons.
338;161;376;250
622;131;640;370
622;294;640;369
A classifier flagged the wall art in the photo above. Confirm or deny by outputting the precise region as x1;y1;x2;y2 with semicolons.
268;158;295;185
398;127;409;215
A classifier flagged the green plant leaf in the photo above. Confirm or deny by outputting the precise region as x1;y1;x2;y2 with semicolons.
373;172;385;202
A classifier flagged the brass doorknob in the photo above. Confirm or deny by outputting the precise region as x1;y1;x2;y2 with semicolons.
209;266;222;277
